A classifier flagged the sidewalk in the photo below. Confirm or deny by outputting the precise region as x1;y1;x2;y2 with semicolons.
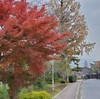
53;80;82;99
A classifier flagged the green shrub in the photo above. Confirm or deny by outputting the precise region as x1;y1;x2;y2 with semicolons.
19;88;30;97
73;75;77;82
33;75;46;90
58;78;66;83
19;91;52;99
69;75;77;83
69;76;73;82
45;73;59;84
0;89;9;99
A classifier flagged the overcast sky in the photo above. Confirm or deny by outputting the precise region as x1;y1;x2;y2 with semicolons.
75;0;100;66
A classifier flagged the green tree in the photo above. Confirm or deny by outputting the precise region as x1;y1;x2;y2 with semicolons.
90;61;100;73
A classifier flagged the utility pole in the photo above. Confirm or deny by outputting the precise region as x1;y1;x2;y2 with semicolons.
52;60;54;91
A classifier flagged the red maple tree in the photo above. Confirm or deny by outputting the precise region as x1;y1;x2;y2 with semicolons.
0;0;69;98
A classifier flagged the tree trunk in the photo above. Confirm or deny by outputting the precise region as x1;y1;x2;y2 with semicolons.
8;85;19;99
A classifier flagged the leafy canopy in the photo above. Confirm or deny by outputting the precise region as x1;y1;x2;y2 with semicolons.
0;0;69;98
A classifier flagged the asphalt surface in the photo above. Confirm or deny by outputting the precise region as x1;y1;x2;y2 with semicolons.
81;79;100;99
53;80;81;99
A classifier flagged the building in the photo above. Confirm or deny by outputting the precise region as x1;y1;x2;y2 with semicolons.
81;67;91;76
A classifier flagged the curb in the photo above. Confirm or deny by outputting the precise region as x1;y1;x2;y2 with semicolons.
52;83;72;99
75;80;82;99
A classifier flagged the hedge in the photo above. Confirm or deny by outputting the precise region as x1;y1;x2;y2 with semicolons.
19;91;52;99
69;75;77;83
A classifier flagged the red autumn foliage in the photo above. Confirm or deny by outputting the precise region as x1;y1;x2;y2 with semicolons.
0;0;69;98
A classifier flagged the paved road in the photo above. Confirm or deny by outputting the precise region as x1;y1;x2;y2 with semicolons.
53;80;81;99
81;79;100;99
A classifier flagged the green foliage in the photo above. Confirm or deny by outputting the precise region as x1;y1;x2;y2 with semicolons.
19;91;52;99
72;67;82;72
19;88;30;97
18;62;28;70
0;88;9;99
69;75;77;83
33;75;46;90
90;61;100;73
45;72;59;84
58;78;66;83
